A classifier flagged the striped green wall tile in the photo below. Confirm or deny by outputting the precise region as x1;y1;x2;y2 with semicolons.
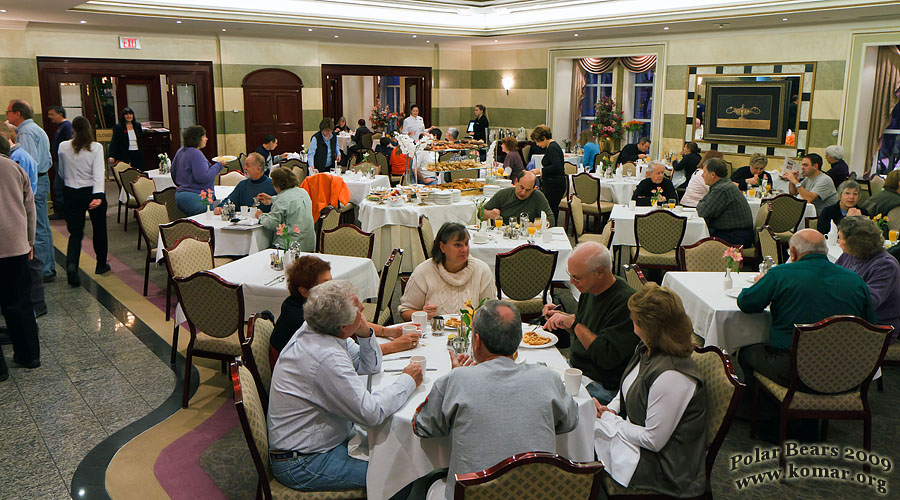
0;58;38;86
433;106;462;127
663;113;685;140
808;118;841;148
223;110;244;133
434;69;471;89
303;109;324;129
471;69;547;90
488;108;547;128
814;60;846;91
215;110;226;135
666;65;688;91
219;64;320;88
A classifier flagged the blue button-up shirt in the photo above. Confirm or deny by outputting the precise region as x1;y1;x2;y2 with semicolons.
10;144;37;194
306;132;335;170
17;119;52;174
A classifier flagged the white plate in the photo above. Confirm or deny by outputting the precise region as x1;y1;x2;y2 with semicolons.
520;326;558;349
724;288;743;298
213;155;237;163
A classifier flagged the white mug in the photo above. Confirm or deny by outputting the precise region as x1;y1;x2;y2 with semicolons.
564;368;583;396
411;311;429;333
402;324;419;338
411;355;427;372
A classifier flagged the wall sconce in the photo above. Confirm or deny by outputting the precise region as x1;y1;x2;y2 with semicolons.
502;76;514;95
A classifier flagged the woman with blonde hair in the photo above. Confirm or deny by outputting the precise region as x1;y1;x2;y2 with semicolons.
594;283;706;498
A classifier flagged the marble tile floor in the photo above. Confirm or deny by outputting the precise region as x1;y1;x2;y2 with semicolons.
0;263;174;499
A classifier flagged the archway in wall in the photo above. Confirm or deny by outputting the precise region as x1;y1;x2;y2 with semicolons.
242;68;304;155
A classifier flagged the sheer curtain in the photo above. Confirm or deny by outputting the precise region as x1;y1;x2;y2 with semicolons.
866;45;900;174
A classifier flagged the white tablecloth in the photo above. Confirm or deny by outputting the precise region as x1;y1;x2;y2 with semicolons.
155;206;269;262
661;272;770;353
366;332;596;500
601;177;641;204
609;205;709;247
468;227;573;282
203;249;379;320
118;168;176;203
339;173;391;205
338;133;353;154
358;199;476;234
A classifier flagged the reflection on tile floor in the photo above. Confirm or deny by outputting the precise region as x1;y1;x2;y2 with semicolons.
0;264;174;499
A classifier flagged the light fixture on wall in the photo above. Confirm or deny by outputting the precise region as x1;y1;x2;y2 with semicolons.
502;76;514;95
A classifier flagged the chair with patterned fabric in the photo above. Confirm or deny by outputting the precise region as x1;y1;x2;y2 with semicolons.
242;312;276;410
320;224;375;259
439;151;456;163
112;161;132;224
765;193;807;240
160;219;231;320
134;201;170;296
163;237;217;365
630;210;687;272
604;345;744;500
680;237;737;272
609;151;620;167
495;245;558;320
758;226;783;265
623;264;648;294
750;316;892;471
886;206;900;231
132;176;159;249
231;361;367;500
238;152;247;170
173;271;246;407
572;197;615;246
120;167;147;232
857;178;872;205
154;186;186;221
364;249;403;325
219;170;246;186
572;172;614;234
876;343;900;391
418;215;435;259
315;206;341;253
564;162;578;175
454;452;604;500
374;152;389;176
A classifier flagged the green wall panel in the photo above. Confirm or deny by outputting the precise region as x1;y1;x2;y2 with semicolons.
0;58;38;86
471;69;547;89
814;60;846;91
219;64;320;88
808;118;840;148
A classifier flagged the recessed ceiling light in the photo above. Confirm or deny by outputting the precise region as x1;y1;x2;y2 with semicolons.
334;35;339;38
573;33;579;37
307;28;313;31
412;35;417;38
426;40;430;43
0;9;7;13
176;20;182;24
80;20;87;24
782;17;788;21
221;28;226;31
663;26;669;30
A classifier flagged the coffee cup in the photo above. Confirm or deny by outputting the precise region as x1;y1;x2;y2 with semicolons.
402;324;419;340
411;355;427;372
411;311;429;333
564;368;583;396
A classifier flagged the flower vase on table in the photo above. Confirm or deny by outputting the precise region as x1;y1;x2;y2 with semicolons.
723;246;743;289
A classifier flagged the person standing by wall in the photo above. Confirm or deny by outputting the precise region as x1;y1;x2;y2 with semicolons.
47;106;73;220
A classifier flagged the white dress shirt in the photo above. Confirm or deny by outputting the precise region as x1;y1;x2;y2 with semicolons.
679;170;709;208
57;141;105;194
593;364;697;487
267;322;416;453
402;115;425;138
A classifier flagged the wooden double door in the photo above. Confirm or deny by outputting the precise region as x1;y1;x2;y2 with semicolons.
243;69;304;155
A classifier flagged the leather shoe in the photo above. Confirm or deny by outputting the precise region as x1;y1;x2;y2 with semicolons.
43;273;56;283
95;263;111;275
13;357;40;369
67;272;80;287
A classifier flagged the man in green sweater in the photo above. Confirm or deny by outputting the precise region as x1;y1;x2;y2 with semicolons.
215;152;276;215
483;171;555;227
543;241;638;403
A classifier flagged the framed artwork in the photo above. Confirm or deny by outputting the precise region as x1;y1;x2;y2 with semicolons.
704;80;787;145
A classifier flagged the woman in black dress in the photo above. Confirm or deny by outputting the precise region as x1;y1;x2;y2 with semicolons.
672;141;701;189
531;125;566;223
108;107;144;170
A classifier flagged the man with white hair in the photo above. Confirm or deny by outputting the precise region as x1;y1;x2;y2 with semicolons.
543;242;638;403
631;161;676;206
414;299;579;499
824;145;850;189
737;229;876;390
446;127;459;141
267;280;423;491
214;152;275;214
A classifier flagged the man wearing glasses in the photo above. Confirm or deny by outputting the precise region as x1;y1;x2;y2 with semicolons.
7;100;54;289
542;241;638;404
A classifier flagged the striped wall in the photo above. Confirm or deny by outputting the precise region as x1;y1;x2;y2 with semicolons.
469;47;549;129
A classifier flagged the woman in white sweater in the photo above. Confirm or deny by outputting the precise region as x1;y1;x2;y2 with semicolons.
58;116;109;287
399;223;494;320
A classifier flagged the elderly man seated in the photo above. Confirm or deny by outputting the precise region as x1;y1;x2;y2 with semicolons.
215;152;276;215
543;242;638;403
730;153;773;192
414;299;579;499
267;280;423;491
631;161;677;206
697;158;754;247
482;171;555;226
737;229;876;439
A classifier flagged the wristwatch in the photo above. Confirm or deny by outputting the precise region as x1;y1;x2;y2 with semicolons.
794;182;802;189
570;317;580;330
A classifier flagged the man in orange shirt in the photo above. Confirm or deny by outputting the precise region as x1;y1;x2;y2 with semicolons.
390;143;408;176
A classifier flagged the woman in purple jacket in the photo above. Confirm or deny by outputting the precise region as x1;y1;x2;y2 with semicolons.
836;215;900;341
171;125;224;216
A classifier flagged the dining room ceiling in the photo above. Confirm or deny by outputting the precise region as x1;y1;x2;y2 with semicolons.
5;0;900;47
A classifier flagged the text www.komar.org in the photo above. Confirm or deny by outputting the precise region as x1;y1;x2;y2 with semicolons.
730;443;892;495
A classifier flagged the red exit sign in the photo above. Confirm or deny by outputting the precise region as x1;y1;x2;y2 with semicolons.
118;36;141;50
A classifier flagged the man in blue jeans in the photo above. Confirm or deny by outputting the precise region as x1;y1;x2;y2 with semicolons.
7;100;54;284
267;280;422;492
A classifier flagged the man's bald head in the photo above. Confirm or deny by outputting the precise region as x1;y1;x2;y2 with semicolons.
790;228;827;258
514;170;537;200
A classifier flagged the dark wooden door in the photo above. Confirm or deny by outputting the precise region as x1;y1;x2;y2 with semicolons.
167;72;215;157
115;76;164;123
42;72;95;141
405;77;422;115
242;68;304;154
324;75;342;124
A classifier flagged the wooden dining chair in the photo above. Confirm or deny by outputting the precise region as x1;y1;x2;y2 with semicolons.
119;167;148;232
231;360;367;500
765;194;807;240
160;219;230;321
173;270;246;407
564;161;578;175
163;237;216;365
320;224;375;259
417;214;435;259
680;237;738;272
455;452;604;500
131;176;159;249
495;244;558;320
111;161;131;224
219;170;246;186
623;264;648;294
242;311;276;411
630;210;688;272
364;249;403;326
314;205;341;253
572;172;614;233
134;201;170;296
758;226;783;265
154;186;186;221
374;151;389;176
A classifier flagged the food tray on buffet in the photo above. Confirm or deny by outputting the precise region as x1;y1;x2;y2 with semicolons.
426;159;487;172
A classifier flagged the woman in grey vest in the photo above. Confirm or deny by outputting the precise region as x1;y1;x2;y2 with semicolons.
593;283;707;498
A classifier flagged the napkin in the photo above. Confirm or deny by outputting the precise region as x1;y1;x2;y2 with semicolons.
540;211;549;230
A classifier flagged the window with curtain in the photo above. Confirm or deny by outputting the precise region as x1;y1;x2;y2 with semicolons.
380;76;401;114
630;70;654;139
579;72;613;133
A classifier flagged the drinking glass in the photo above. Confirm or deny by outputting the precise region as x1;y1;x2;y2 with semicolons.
748;188;756;198
667;202;675;210
494;218;503;230
528;223;537;237
890;230;898;243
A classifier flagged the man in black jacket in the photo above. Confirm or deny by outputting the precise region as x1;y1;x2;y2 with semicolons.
617;136;650;166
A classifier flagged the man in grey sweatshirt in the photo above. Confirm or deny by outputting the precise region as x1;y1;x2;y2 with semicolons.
413;299;579;498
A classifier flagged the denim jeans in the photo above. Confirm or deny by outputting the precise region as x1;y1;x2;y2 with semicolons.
34;175;55;276
586;381;618;405
270;441;367;491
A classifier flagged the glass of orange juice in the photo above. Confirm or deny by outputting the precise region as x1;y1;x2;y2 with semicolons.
748;188;756;198
494;218;502;230
667;201;675;210
890;230;898;243
528;223;537;237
